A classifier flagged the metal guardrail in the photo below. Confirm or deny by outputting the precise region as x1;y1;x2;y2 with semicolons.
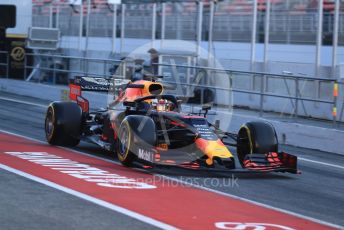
157;62;339;125
23;53;123;84
21;53;340;126
0;51;9;79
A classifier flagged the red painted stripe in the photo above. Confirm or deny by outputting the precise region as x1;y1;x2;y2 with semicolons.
0;132;333;230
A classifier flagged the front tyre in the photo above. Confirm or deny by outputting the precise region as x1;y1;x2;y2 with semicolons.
237;121;278;167
116;115;157;167
117;120;135;166
45;102;82;146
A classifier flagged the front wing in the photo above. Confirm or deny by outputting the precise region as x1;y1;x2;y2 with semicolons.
134;148;299;174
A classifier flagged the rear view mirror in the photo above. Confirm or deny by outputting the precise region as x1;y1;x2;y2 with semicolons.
201;105;211;117
202;105;211;111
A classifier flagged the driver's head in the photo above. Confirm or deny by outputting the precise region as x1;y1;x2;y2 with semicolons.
154;99;171;112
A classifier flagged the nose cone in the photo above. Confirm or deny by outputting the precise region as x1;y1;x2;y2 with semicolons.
195;138;233;166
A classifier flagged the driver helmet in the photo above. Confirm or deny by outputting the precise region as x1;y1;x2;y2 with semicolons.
154;99;171;112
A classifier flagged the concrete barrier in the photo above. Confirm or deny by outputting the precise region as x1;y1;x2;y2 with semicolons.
1;78;343;155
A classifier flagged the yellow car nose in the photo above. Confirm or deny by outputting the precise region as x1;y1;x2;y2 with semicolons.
195;138;233;166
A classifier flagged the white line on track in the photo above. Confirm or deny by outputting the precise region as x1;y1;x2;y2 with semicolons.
0;96;47;108
299;157;344;170
0;129;342;229
0;163;178;230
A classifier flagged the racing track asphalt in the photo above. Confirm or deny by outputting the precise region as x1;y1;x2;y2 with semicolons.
0;92;343;229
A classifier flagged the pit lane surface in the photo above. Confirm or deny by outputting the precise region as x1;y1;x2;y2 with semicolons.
0;93;343;229
0;168;155;230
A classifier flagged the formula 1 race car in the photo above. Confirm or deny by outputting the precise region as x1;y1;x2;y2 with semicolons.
44;75;298;174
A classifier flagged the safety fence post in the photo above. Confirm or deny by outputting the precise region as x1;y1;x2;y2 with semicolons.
120;4;126;55
112;4;118;54
294;78;299;118
339;83;344;125
78;2;83;51
151;3;157;48
333;81;338;126
332;0;340;74
196;1;204;59
23;55;27;80
86;58;89;77
6;52;9;79
259;74;265;117
250;0;258;67
264;0;271;67
53;61;57;84
207;0;215;65
103;60;106;77
49;1;53;28
160;3;166;49
85;0;91;58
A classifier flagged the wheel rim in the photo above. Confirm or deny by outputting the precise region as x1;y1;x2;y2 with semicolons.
118;124;130;158
45;110;54;139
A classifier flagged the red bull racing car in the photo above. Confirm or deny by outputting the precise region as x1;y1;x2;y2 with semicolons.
44;76;298;174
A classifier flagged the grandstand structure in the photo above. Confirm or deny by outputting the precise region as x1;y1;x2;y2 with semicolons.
32;0;343;43
27;0;344;77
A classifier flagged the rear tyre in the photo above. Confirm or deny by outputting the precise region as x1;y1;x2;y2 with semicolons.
45;102;82;146
237;121;278;167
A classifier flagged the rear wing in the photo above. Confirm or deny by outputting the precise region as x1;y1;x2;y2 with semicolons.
69;76;131;112
69;76;136;94
71;76;132;91
69;76;131;99
73;76;112;92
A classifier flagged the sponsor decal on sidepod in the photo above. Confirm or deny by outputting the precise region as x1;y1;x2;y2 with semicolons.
138;148;154;162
